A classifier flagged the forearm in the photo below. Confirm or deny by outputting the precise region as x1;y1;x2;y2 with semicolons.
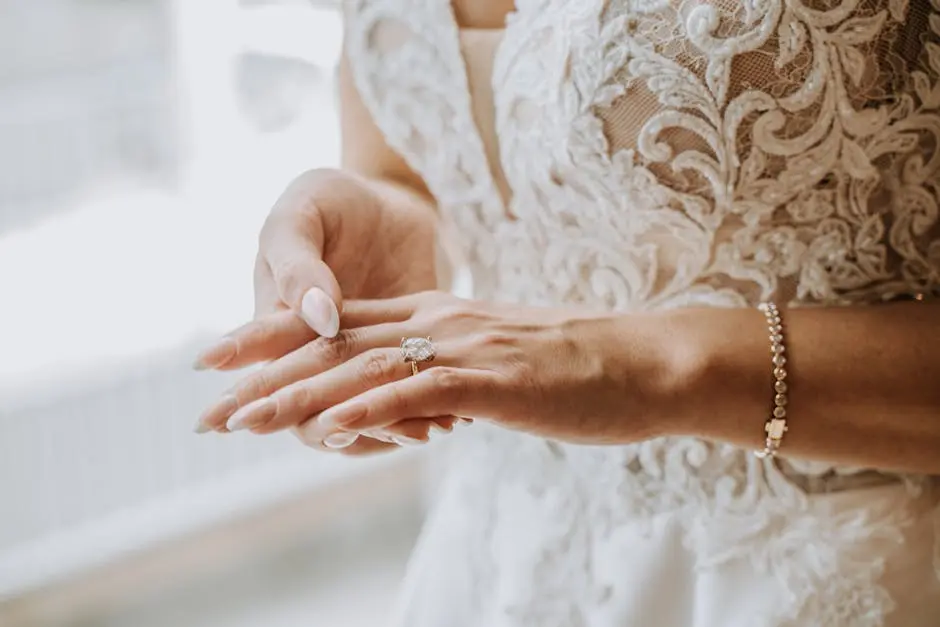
337;50;438;218
603;303;940;474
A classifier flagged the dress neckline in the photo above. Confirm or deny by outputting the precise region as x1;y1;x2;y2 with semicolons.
443;0;516;219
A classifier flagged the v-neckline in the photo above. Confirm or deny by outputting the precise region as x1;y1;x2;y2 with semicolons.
442;1;517;218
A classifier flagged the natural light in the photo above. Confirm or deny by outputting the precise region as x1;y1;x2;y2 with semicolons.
0;2;342;395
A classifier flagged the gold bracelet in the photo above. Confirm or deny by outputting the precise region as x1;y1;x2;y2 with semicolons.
755;302;788;458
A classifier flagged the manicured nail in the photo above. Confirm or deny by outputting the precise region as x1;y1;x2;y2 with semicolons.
193;337;238;370
226;397;277;432
428;422;452;435
317;402;366;430
301;287;340;338
390;435;425;447
322;432;359;449
363;430;395;443
193;421;213;434
197;395;239;432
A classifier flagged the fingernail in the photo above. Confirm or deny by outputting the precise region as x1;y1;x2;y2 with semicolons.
197;395;239;432
227;397;277;432
301;287;340;338
193;421;213;434
363;430;395;443
317;402;366;430
390;435;425;447
322;432;359;449
193;337;238;370
428;422;452;435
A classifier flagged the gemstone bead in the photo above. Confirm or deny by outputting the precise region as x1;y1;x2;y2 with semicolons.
772;354;786;367
775;380;787;393
774;367;787;379
773;406;786;418
775;393;787;406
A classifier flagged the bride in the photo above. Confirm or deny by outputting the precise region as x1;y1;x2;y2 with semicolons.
195;1;940;625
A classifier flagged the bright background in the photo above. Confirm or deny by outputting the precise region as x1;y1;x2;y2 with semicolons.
0;2;427;625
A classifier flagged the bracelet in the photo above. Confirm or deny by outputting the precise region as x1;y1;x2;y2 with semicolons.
755;302;789;459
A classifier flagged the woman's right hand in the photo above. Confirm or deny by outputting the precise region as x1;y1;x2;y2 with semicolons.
253;167;439;334
195;168;439;372
193;168;455;445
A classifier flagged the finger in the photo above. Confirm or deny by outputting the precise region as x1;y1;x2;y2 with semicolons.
260;210;342;337
339;296;422;329
291;429;398;457
233;346;414;434
193;310;316;372
377;416;460;445
299;417;455;449
253;254;283;318
303;367;492;439
199;326;405;432
338;437;400;457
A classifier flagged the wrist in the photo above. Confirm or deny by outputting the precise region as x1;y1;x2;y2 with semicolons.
582;307;772;443
660;307;771;444
573;310;699;440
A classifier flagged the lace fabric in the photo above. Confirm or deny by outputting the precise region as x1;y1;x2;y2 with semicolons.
344;1;940;625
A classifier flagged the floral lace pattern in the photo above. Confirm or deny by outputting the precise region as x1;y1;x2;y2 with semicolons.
345;1;940;625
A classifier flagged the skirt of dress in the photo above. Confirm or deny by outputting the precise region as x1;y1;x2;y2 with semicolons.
390;428;940;627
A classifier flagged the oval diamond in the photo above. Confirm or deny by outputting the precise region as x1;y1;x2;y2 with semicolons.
401;337;436;362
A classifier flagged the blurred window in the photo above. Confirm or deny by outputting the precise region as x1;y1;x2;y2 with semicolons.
0;0;358;598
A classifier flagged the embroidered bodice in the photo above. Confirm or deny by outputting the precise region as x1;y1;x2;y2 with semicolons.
343;1;940;625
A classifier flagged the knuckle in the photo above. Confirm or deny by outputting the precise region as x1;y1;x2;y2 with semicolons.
269;256;307;285
276;385;313;416
359;351;393;386
475;330;514;350
233;370;275;403
429;366;465;395
506;359;535;388
312;330;354;363
379;385;408;415
433;303;473;325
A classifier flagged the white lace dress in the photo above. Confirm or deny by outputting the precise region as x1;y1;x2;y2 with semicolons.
343;1;940;625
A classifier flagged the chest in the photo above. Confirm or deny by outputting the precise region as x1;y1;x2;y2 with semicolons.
345;0;940;308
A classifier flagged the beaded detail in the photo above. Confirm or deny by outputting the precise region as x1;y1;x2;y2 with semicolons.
756;302;789;458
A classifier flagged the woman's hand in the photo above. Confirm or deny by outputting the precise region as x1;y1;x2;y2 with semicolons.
193;168;439;372
194;307;462;449
192;168;450;443
199;291;683;449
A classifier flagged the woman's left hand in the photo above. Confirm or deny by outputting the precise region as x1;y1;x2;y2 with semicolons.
199;291;680;448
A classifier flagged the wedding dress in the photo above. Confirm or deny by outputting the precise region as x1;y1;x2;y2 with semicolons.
343;1;940;625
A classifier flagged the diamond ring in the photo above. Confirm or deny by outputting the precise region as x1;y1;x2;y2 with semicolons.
401;337;436;375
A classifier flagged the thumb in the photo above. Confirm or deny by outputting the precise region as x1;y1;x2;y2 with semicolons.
264;222;343;338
